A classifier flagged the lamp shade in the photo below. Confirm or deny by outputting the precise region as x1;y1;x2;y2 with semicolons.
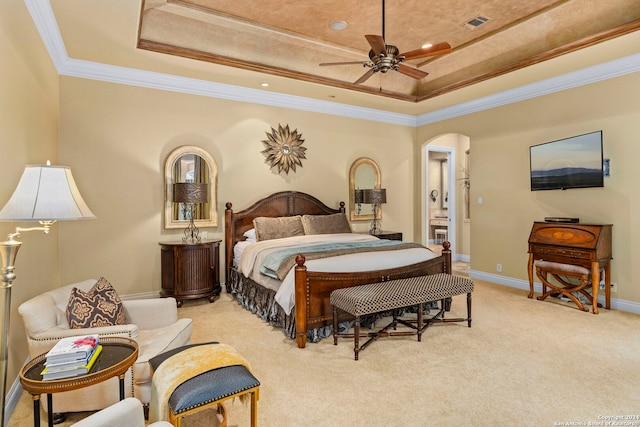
361;188;387;205
173;183;208;204
0;165;95;221
354;189;364;204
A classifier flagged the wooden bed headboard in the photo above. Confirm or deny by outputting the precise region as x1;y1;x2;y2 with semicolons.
224;191;346;286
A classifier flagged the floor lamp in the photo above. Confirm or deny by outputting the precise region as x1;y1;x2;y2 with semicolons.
0;163;95;426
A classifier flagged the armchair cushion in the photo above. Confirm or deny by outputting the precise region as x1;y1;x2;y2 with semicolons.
66;277;126;328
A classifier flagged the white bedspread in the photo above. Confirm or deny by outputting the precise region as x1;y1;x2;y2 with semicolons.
237;234;437;315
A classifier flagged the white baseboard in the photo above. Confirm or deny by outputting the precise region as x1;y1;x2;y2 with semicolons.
470;270;640;315
5;358;29;426
454;253;470;263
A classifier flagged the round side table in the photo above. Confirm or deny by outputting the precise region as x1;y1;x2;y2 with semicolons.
19;337;138;427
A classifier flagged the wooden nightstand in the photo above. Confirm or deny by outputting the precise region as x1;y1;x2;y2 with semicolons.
159;239;221;307
370;231;402;241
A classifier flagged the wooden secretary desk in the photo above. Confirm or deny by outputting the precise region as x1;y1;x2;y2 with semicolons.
527;221;612;313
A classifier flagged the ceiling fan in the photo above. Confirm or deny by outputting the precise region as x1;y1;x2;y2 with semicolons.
320;0;452;84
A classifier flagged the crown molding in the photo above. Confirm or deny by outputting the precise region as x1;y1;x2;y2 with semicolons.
416;52;640;126
25;0;640;128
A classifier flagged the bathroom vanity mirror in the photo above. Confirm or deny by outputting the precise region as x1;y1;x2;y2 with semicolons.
349;157;381;221
164;146;218;229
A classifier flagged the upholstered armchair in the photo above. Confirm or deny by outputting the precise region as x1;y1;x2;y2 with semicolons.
18;279;192;415
73;398;173;427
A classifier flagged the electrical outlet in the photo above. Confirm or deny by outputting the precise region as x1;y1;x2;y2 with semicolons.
201;231;208;239
496;263;502;273
610;282;617;293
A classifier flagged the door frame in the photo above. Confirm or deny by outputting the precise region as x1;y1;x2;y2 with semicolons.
425;145;456;258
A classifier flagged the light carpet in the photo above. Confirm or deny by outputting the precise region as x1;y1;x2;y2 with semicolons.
8;279;640;426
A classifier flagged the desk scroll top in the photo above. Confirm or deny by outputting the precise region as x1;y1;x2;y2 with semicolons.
537;227;596;245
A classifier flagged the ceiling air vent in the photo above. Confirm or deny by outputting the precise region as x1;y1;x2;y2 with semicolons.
466;16;489;28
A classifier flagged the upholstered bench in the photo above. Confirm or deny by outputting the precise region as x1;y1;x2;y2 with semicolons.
149;342;260;427
534;260;602;313
330;273;474;360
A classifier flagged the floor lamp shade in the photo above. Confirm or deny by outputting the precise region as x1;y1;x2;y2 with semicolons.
0;164;96;221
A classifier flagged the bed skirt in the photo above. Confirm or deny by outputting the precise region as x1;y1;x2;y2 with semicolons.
227;268;433;344
228;268;334;343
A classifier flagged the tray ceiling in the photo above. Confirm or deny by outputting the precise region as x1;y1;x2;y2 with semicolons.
138;0;640;103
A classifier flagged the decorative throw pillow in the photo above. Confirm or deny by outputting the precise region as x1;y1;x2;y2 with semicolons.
302;213;352;235
253;216;305;241
66;277;126;329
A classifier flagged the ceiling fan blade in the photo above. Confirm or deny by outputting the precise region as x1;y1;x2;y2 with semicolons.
400;42;452;61
354;68;376;84
397;63;428;79
365;35;386;56
319;61;368;66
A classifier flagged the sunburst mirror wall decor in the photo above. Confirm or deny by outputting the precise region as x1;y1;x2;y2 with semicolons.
261;124;307;174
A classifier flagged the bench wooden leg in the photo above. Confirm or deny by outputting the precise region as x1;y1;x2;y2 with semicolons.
467;292;472;327
332;306;338;345
354;315;361;361
417;303;423;342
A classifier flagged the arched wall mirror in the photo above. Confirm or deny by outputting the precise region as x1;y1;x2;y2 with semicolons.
164;146;218;229
348;157;382;221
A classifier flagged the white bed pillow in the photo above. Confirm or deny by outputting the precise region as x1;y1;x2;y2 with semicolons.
243;228;257;242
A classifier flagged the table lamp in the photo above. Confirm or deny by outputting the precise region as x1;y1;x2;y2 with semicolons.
361;188;387;234
173;182;208;243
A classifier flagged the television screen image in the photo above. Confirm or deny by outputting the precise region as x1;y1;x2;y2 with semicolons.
530;131;604;191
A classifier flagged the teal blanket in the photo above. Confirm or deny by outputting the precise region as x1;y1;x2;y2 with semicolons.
260;240;423;280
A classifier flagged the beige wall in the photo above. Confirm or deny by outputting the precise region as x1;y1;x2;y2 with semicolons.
57;77;417;295
416;71;640;304
0;0;60;392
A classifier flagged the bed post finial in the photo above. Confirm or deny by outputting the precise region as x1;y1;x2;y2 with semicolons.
441;241;452;274
225;202;232;210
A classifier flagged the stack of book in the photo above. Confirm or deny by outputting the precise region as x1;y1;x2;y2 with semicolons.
41;334;103;381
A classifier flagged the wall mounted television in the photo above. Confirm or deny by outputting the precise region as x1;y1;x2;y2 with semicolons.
530;130;604;191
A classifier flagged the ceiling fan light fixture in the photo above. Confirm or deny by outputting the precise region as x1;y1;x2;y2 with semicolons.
319;0;450;85
330;21;348;31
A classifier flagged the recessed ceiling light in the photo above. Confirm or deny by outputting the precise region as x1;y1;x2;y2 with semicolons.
330;21;348;31
260;82;269;87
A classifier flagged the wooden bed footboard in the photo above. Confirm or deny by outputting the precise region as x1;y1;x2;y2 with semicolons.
293;244;451;349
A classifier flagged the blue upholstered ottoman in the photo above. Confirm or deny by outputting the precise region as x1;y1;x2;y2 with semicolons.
150;342;260;427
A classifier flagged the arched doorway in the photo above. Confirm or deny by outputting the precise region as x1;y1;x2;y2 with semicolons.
422;133;470;264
